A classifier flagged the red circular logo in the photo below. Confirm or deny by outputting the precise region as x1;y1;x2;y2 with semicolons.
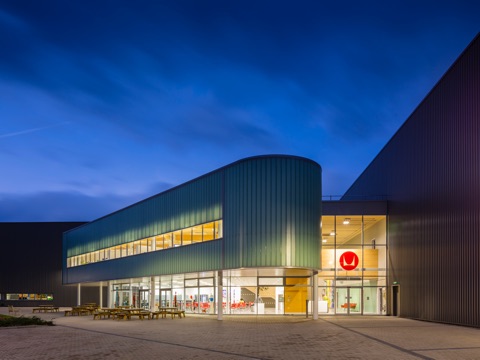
339;251;359;271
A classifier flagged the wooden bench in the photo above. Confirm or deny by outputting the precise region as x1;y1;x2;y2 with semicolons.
151;310;167;319
93;310;111;320
8;305;19;316
71;307;90;316
113;312;129;320
33;306;59;313
127;311;150;320
170;310;185;319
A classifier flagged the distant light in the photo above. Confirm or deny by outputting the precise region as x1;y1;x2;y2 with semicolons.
322;239;327;243
343;218;350;225
330;231;335;236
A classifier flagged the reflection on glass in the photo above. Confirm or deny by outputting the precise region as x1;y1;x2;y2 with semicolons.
164;233;172;249
318;215;387;315
182;228;192;245
203;222;214;241
66;219;225;267
155;235;164;250
192;225;203;243
173;231;182;247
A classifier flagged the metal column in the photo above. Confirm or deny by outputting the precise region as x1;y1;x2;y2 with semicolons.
77;283;81;306
217;271;223;320
150;277;156;312
313;272;318;320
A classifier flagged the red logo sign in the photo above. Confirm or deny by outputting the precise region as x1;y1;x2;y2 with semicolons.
339;251;359;271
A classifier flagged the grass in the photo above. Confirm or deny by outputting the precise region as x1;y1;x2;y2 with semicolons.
0;314;54;327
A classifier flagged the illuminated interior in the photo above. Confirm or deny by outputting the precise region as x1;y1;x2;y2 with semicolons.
67;220;223;268
319;215;387;315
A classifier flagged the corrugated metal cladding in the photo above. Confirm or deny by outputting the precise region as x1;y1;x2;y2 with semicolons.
224;156;321;269
64;171;222;257
344;34;480;327
0;222;102;307
64;155;321;284
65;241;222;284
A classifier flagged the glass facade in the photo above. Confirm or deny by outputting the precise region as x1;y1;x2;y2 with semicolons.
108;268;314;315
319;215;387;315
74;214;387;317
6;293;54;301
67;220;223;268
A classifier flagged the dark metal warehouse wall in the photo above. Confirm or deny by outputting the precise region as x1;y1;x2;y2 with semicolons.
344;34;480;327
0;222;102;307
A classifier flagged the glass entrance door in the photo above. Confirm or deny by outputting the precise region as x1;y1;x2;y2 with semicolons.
139;289;149;309
160;289;172;307
336;287;362;314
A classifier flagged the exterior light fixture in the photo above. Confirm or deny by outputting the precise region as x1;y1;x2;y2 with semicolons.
343;218;350;225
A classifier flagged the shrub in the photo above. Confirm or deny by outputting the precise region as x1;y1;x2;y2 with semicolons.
0;315;54;327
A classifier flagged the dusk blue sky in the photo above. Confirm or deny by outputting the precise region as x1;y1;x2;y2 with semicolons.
1;1;478;221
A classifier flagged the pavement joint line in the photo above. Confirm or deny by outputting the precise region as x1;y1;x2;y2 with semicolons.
340;325;440;329
56;324;265;360
319;318;434;360
411;346;480;352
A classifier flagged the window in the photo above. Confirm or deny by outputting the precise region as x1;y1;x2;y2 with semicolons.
67;219;223;267
7;293;53;301
182;228;193;245
173;230;182;247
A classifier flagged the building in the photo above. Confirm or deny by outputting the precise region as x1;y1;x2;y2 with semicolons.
0;222;93;307
61;156;388;318
63;156;324;316
343;33;480;327
1;33;479;326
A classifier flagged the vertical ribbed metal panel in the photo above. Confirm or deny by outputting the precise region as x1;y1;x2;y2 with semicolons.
344;34;480;327
64;155;321;284
65;171;222;257
65;241;222;283
223;156;321;269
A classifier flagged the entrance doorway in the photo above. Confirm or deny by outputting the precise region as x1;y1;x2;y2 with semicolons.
139;289;149;309
160;289;172;307
336;287;362;314
392;285;400;316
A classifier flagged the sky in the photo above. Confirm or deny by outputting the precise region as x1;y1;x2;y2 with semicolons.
0;1;478;221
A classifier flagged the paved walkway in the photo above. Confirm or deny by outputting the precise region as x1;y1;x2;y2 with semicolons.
1;307;480;359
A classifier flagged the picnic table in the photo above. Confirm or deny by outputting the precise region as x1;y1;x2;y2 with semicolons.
153;307;185;319
93;309;112;319
111;308;151;320
33;305;59;313
65;305;96;316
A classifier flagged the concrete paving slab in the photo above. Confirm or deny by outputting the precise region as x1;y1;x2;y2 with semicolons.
1;308;480;359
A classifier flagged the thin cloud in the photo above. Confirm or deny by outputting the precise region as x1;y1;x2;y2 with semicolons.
0;121;70;139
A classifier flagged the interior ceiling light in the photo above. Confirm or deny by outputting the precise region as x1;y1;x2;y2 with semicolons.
343;218;351;225
330;231;335;236
322;239;327;243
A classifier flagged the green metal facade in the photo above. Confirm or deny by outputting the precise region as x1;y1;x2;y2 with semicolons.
64;241;223;284
223;157;321;269
63;156;321;284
